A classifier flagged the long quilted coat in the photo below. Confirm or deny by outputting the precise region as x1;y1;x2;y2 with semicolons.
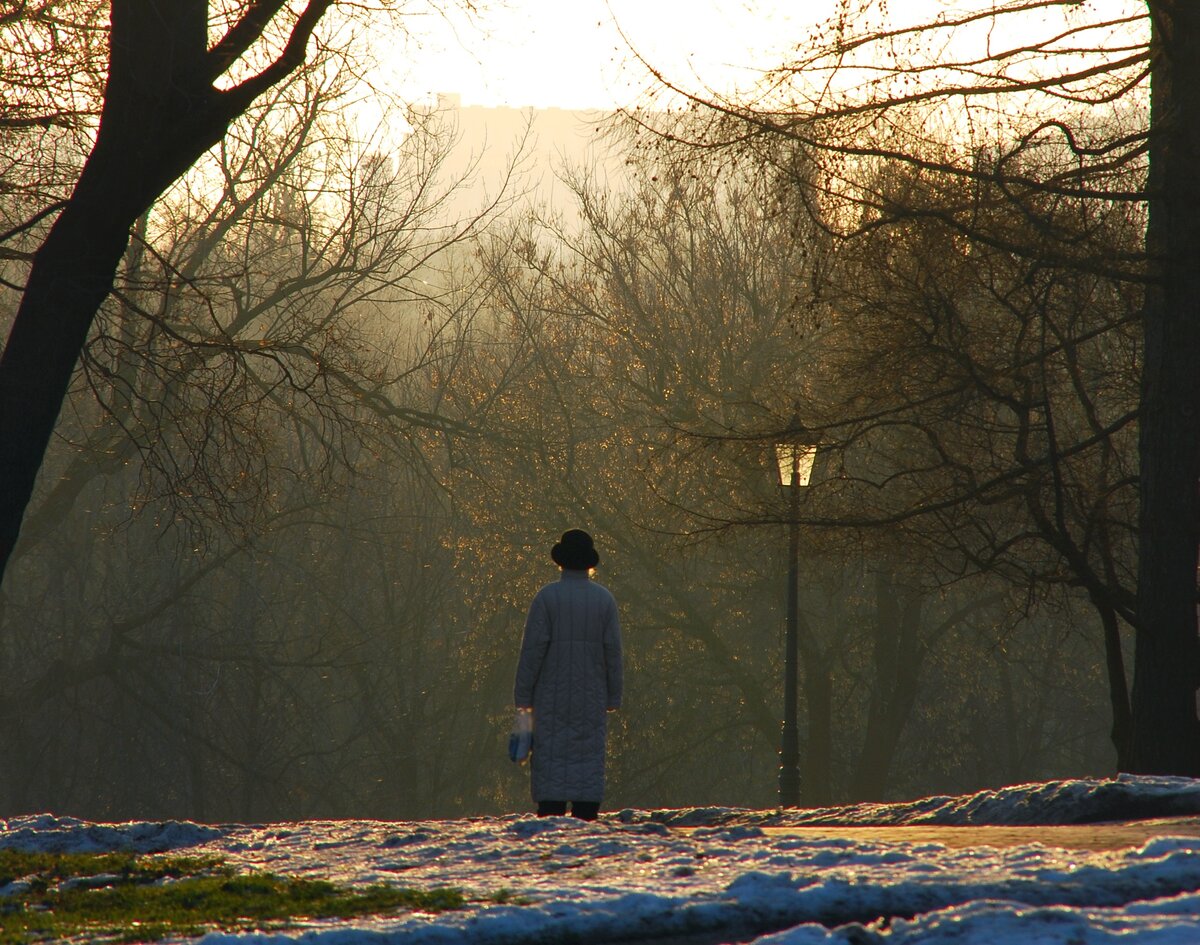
514;570;623;802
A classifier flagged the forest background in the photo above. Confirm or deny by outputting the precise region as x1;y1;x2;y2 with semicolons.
0;0;1188;821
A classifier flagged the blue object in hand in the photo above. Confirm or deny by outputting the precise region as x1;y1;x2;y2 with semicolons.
509;730;532;762
509;709;533;763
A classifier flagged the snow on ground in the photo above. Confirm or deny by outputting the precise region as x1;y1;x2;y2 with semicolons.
3;776;1200;944
628;773;1200;827
0;812;225;854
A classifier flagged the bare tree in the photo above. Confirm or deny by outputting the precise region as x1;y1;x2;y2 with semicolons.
805;151;1140;765
627;1;1198;775
0;0;346;584
431;158;1112;805
0;37;516;818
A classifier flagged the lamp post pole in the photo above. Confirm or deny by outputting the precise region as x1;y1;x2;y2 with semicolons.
775;421;815;809
779;473;802;808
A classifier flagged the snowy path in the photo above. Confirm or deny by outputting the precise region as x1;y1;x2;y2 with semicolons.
189;815;1200;943
750;817;1200;851
5;776;1200;943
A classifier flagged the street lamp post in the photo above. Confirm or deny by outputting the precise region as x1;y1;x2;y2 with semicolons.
774;428;817;808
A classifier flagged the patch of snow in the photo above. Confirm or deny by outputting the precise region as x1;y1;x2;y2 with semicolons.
0;814;227;853
758;892;1200;944
183;812;1200;943
623;774;1200;827
4;777;1200;943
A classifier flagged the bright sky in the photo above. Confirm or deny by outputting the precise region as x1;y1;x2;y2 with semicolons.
385;0;833;110
374;0;1143;116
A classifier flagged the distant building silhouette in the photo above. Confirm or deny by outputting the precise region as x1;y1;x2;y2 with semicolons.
419;93;627;224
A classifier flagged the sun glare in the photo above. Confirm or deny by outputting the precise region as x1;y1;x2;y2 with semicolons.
380;0;832;111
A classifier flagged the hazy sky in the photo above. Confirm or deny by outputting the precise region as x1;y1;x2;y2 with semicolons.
375;0;1142;116
387;0;830;110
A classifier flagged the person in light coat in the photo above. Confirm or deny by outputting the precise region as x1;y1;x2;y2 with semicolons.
514;529;623;820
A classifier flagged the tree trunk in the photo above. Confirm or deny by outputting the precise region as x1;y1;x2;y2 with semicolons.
797;620;834;805
0;190;138;573
849;571;923;801
1131;0;1200;775
1097;596;1134;769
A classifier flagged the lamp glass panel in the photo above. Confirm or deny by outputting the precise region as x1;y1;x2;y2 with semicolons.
775;442;817;487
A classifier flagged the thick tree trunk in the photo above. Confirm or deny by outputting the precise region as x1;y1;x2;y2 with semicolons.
0;182;139;573
1131;1;1200;775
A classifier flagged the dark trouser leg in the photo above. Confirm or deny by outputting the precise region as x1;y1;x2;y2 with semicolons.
570;801;600;821
537;800;567;816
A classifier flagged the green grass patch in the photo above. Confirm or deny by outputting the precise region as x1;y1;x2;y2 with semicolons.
0;850;465;944
0;849;227;889
489;887;534;906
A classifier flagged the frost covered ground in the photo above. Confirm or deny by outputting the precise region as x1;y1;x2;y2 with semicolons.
5;775;1200;944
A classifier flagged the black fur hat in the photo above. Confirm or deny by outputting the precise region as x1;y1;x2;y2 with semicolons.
551;529;600;570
